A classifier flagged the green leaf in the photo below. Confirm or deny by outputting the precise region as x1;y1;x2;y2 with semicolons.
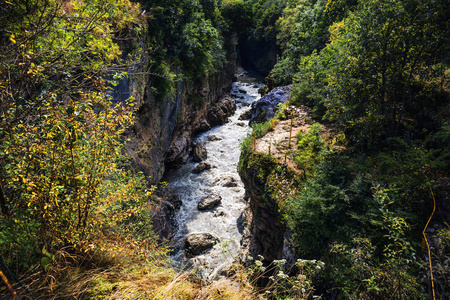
40;256;52;271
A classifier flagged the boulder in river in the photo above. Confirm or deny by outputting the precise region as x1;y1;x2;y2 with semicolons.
192;162;211;173
223;176;238;187
198;193;222;210
185;233;220;256
213;208;227;217
208;135;221;141
214;175;239;187
193;142;207;162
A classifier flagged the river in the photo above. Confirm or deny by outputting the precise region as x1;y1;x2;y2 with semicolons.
164;69;263;279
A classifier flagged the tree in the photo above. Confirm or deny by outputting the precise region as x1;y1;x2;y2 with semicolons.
144;0;225;83
324;0;450;147
268;0;333;86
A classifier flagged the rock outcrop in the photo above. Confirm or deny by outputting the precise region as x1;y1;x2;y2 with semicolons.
238;154;288;264
151;192;182;242
239;86;304;266
192;162;212;174
193;142;207;162
166;94;236;169
207;95;237;126
185;233;220;256
249;85;292;126
239;152;299;267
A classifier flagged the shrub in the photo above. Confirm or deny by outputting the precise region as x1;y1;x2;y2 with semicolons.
323;188;423;299
294;123;328;178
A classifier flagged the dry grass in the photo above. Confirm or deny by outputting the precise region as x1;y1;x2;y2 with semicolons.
8;239;258;300
254;106;310;172
153;272;256;300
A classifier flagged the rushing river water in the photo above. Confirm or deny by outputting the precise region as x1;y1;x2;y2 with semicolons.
165;70;263;278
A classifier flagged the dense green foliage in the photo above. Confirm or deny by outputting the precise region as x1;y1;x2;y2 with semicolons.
141;0;228;96
273;123;447;298
267;0;358;87
325;0;449;146
278;0;450;147
241;0;449;298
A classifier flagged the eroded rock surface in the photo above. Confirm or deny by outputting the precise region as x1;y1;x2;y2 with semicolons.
208;135;221;141
185;233;220;256
193;142;207;162
249;85;292;125
198;193;222;210
151;193;182;241
167;94;237;169
208;95;237;126
192;162;212;173
124;58;236;182
238;104;312;267
214;175;239;187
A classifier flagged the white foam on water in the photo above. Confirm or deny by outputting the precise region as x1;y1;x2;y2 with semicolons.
166;78;262;278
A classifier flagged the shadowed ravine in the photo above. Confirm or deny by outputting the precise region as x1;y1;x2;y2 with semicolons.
164;70;263;279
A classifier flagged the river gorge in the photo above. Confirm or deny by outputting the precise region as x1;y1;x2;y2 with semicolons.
165;70;263;278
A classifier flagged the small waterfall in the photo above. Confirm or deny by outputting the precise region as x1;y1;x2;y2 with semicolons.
165;71;262;278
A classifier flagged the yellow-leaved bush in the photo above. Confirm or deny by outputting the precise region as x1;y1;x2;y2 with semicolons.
0;0;153;271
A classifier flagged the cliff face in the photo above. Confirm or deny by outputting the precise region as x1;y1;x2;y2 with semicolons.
239;153;287;263
120;38;237;184
238;87;309;266
239;152;297;265
164;63;237;170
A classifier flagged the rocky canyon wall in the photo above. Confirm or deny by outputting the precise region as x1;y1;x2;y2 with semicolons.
239;151;297;266
117;37;237;185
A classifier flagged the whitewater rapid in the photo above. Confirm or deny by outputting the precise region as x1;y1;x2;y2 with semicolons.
165;74;262;278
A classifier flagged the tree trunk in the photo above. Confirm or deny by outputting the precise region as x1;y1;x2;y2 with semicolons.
0;175;8;215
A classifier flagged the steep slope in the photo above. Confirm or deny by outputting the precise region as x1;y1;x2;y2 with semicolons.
119;38;237;184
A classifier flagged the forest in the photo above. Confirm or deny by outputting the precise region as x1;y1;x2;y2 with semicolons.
0;0;449;299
